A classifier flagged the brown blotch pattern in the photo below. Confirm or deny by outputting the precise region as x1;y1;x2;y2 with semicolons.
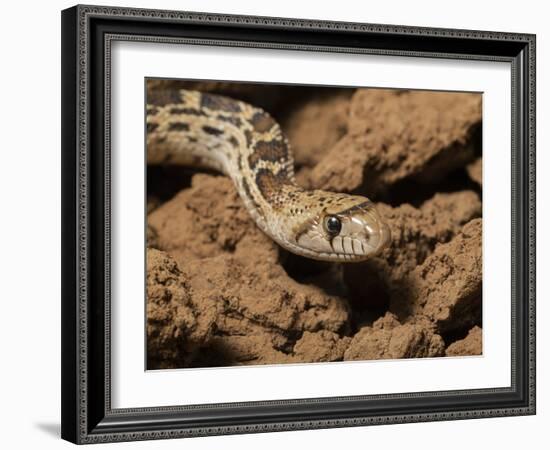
248;139;289;169
274;166;292;182
147;122;159;133
200;93;242;113
250;111;276;133
168;122;190;132
147;105;159;116
228;136;239;148
170;107;206;116
202;125;224;136
255;168;292;206
147;89;183;107
217;115;243;128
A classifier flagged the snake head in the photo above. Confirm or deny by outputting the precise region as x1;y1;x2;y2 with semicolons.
293;194;391;262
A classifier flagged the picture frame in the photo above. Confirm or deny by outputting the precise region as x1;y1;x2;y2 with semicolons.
61;4;536;444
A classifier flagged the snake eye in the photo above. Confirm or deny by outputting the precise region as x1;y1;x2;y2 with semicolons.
324;215;342;235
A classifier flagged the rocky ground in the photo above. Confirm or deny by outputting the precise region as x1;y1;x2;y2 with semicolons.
146;80;483;369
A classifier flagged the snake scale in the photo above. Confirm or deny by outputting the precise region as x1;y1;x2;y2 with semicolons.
146;89;390;262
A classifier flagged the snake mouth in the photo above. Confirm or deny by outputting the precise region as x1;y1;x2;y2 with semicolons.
291;223;391;262
328;222;391;260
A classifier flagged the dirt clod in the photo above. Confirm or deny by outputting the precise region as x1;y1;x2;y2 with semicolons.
344;313;445;360
146;249;215;369
308;89;481;195
467;157;482;186
282;92;352;168
446;326;483;356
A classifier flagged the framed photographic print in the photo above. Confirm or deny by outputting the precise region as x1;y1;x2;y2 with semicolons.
61;4;536;444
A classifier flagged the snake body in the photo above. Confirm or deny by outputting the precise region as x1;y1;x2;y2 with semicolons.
147;89;390;262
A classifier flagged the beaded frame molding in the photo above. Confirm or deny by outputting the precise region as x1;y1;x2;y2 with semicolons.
61;4;536;444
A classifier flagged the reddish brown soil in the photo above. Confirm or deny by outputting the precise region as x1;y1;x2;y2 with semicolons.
446;326;482;356
146;81;483;369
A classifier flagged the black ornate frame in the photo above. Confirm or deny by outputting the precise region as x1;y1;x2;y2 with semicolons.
61;4;536;444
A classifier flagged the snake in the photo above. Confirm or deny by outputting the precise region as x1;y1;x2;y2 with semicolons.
146;89;391;262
